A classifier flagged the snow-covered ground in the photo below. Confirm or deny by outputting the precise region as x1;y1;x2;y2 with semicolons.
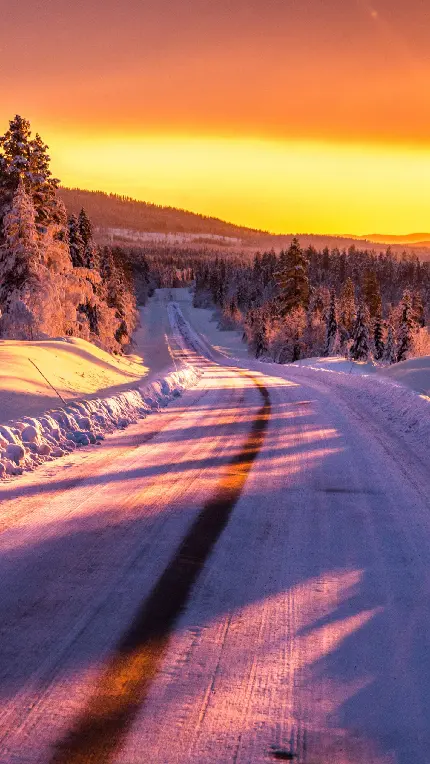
379;355;430;396
0;289;429;764
0;294;199;478
293;356;378;375
0;298;175;425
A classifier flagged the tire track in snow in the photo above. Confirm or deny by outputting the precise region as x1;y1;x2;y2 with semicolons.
49;371;271;764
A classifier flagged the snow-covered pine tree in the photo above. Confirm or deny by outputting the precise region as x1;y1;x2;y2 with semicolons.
383;322;396;364
28;133;60;227
275;238;310;315
363;270;382;319
68;214;85;267
78;207;98;268
0;179;41;300
0;116;32;208
0;116;61;235
339;277;356;339
373;315;385;361
0;179;45;338
350;305;371;361
324;290;338;356
396;289;415;362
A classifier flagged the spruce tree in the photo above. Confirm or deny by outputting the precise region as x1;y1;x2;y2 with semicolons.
350;305;370;361
324;290;338;356
363;270;382;319
397;290;414;362
0;179;44;338
68;214;85;267
78;207;98;268
0;116;32;201
0;179;40;300
275;238;310;315
28;132;60;226
0;116;60;232
339;278;356;338
373;315;384;360
383;322;396;364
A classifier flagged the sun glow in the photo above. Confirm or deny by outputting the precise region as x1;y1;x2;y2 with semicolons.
46;130;430;236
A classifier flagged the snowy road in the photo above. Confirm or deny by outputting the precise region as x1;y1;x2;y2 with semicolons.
0;290;429;764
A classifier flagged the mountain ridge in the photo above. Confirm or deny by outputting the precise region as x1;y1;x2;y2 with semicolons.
58;187;430;258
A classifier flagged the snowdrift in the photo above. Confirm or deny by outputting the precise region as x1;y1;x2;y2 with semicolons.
0;335;150;423
0;309;202;479
379;355;430;397
0;366;200;479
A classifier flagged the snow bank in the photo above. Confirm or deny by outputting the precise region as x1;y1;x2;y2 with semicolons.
0;299;202;480
278;360;430;459
0;364;201;479
293;356;378;375
378;355;430;396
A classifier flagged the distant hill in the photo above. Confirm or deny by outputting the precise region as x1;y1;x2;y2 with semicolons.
58;187;430;260
356;233;430;245
58;187;267;240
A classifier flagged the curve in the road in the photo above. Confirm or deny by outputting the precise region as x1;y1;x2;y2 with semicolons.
50;372;271;764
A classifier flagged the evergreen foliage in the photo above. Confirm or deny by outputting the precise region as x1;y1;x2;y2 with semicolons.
383;323;397;364
324;290;338;356
350;306;371;361
397;290;415;362
373;315;385;360
0;115;137;351
275;238;310;315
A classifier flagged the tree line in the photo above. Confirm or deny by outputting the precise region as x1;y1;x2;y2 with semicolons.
193;238;429;364
0;116;137;351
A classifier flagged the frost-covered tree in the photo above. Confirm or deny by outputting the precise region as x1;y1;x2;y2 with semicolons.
324;290;338;356
0;116;32;207
28;132;60;227
363;270;382;319
0;116;60;232
383;322;396;364
396;290;415;362
373;315;385;361
338;277;356;340
78;207;98;268
275;238;310;315
0;179;41;301
350;305;371;361
0;179;49;338
68;214;85;267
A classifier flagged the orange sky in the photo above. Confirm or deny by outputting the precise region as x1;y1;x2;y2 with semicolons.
2;0;430;234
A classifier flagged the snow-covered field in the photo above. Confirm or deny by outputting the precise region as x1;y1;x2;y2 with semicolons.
0;295;199;478
379;355;430;396
0;289;429;764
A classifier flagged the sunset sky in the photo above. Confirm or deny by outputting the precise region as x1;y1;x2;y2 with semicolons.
2;0;430;234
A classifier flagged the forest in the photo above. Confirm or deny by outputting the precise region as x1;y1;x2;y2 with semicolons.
126;240;430;365
0;116;138;352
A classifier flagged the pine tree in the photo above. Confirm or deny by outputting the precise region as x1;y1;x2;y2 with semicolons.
68;214;85;267
0;179;45;338
397;290;415;362
350;305;371;361
0;116;32;202
78;207;98;268
28;133;60;227
0;179;41;300
275;238;310;315
373;315;384;361
363;270;382;319
383;322;396;364
324;290;338;356
339;278;356;338
0;116;60;232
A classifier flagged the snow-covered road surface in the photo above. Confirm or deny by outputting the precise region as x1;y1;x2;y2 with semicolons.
0;290;429;764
